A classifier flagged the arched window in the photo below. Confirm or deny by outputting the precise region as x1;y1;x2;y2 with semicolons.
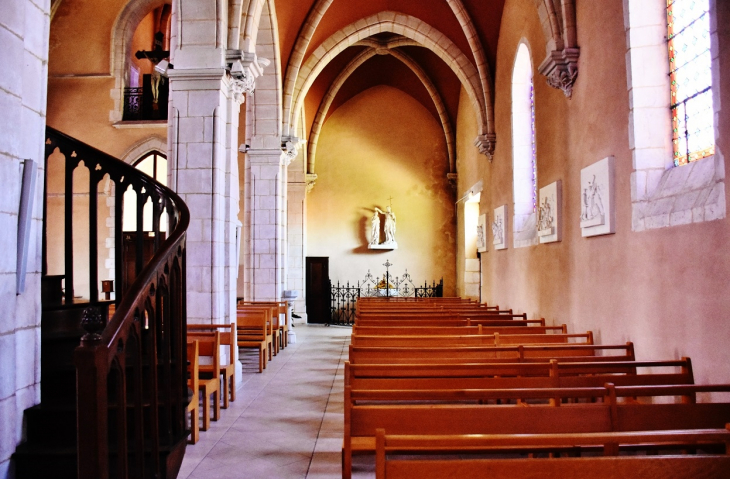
512;43;537;247
123;151;168;232
626;0;723;230
667;0;714;166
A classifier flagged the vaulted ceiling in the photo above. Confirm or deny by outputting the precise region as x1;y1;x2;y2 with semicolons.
275;0;510;174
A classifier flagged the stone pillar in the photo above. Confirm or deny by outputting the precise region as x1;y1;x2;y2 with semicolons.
244;148;286;301
287;182;307;317
167;68;230;324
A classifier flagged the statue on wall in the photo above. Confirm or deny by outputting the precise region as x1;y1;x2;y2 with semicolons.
368;201;398;250
369;210;381;246
375;206;397;244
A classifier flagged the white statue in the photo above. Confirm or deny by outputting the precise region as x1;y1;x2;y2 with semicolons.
369;210;380;245
375;206;396;244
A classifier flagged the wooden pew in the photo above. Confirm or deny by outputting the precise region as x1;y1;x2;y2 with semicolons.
348;342;635;364
236;309;269;372
238;300;289;349
354;318;545;327
186;331;220;430
342;384;730;479
188;323;237;408
351;324;567;336
355;312;527;323
374;427;730;479
237;304;277;356
344;358;695;394
349;332;594;348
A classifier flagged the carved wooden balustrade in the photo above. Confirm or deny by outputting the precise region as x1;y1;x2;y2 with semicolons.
43;127;189;479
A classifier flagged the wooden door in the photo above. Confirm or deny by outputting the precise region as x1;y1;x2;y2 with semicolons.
306;257;330;324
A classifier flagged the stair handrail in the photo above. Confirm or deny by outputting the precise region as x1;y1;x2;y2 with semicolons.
44;127;190;479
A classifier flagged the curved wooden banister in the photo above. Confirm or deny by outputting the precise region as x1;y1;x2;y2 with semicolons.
44;127;190;479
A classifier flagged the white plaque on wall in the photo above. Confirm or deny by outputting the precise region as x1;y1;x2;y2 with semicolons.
580;156;615;237
492;205;507;250
476;214;488;253
538;180;562;244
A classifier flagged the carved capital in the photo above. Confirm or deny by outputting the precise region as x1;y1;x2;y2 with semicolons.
446;172;458;191
539;47;580;99
305;173;318;193
281;136;304;166
230;75;255;104
226;50;269;103
474;134;496;160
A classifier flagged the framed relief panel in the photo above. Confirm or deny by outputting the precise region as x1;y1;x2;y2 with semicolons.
538;180;561;244
580;156;615;237
476;214;488;252
492;205;507;250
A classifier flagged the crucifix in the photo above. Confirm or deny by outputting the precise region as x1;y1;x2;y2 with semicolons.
134;31;169;63
135;31;169;104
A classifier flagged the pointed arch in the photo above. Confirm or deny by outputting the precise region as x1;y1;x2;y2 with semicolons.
109;0;171;122
307;47;456;176
289;12;487;140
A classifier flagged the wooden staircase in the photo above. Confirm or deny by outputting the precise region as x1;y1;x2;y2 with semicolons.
13;128;190;479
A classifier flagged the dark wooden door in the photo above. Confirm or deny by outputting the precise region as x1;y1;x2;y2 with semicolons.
306;257;330;324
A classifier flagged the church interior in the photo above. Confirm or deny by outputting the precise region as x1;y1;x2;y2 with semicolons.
1;0;730;477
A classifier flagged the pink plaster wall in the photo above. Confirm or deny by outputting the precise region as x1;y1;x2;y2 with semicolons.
457;0;730;383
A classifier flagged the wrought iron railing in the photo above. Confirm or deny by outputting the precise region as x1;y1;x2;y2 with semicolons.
123;84;168;121
330;261;443;325
44;127;189;479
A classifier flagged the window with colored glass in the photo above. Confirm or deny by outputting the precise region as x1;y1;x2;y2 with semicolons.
667;0;714;166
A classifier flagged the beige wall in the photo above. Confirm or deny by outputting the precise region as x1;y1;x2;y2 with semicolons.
308;85;456;294
47;0;167;158
457;0;730;383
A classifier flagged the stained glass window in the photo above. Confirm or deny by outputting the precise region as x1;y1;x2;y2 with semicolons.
531;83;537;211
667;0;714;166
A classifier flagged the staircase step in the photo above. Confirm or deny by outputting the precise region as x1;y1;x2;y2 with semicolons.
24;404;77;446
13;443;77;479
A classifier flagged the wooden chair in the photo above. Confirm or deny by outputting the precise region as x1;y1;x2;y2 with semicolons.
188;331;221;430
188;323;237;408
186;340;200;444
237;310;269;372
237;305;275;358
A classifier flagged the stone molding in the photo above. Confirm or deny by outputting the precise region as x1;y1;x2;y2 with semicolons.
474;134;496;160
632;154;726;231
305;173;318;193
538;47;580;98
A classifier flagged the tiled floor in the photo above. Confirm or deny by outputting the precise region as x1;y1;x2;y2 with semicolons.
178;324;373;479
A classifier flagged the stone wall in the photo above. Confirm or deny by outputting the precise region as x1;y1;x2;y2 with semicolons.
0;0;49;476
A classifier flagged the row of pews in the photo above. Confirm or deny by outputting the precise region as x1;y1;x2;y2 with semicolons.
343;297;730;478
185;301;290;444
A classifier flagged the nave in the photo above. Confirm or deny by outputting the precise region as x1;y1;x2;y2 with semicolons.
180;326;374;479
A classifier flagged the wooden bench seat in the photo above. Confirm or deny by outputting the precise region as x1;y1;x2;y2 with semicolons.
349;332;593;348
352;324;566;336
239;300;289;349
348;342;635;364
374;428;730;479
342;383;730;479
188;323;237;408
237;305;277;356
236;310;269;372
354;318;545;327
344;359;695;399
186;331;220;431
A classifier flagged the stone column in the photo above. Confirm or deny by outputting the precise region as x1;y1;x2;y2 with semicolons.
167;67;230;324
287;182;307;317
244;148;287;301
